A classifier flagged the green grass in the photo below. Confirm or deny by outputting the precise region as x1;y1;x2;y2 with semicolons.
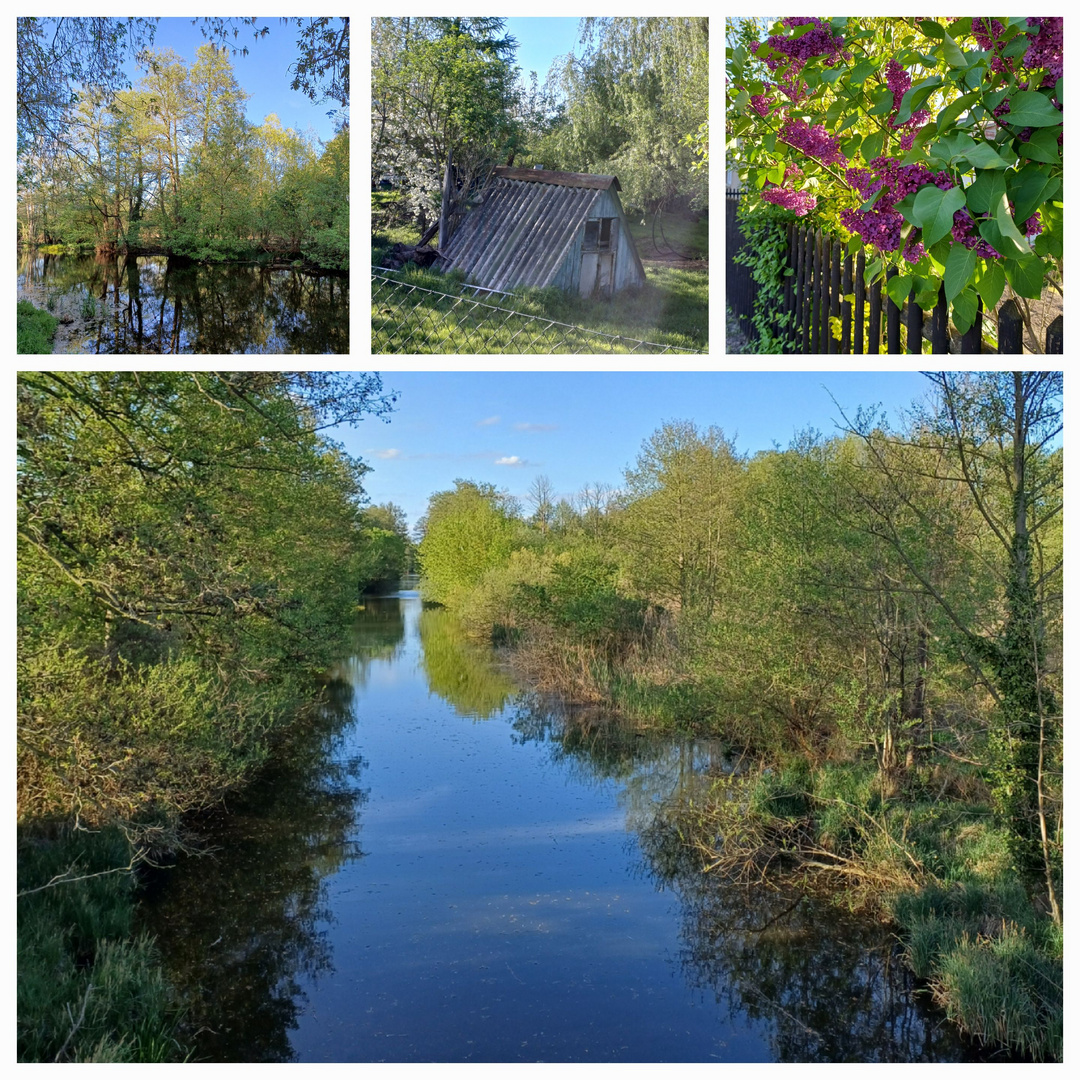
372;261;707;354
17;825;189;1062
17;300;59;354
887;880;1062;1060
372;203;708;353
627;209;709;261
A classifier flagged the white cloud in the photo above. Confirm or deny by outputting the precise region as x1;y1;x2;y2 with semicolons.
375;448;401;459
494;455;526;467
477;415;501;427
514;422;558;432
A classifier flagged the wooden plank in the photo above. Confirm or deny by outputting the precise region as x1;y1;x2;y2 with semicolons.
854;250;865;354
494;166;618;190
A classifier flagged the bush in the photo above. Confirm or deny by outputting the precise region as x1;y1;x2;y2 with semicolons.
17;301;59;354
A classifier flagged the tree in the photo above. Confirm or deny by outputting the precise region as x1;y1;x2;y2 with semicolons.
843;372;1062;915
17;372;395;825
620;420;742;618
417;480;517;605
534;18;709;211
526;474;556;535
372;17;521;231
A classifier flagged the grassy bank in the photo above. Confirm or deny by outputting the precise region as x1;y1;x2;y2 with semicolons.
17;300;59;353
17;825;188;1062
667;757;1063;1060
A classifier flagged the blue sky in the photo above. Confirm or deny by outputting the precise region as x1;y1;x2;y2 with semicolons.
120;16;343;145
505;17;584;85
337;371;934;532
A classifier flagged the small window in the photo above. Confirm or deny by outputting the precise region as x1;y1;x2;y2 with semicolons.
583;217;616;251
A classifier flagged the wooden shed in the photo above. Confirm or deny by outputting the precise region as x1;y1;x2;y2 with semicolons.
439;166;647;297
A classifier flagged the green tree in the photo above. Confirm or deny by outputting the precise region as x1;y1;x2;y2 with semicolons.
17;371;395;826
417;480;517;606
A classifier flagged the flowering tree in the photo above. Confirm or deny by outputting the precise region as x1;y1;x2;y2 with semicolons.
728;17;1063;341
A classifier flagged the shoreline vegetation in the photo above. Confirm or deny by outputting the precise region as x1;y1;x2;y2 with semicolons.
414;375;1062;1061
17;373;398;1062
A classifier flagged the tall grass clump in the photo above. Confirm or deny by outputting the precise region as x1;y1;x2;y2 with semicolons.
17;825;188;1062
887;879;1062;1061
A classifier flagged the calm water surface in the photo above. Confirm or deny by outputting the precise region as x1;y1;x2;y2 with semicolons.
139;591;978;1062
17;250;348;353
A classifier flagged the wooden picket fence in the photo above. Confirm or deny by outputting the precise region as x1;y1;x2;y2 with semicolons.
727;189;1063;355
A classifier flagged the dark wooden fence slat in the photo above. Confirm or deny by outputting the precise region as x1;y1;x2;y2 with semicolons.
906;292;923;354
800;226;812;353
829;241;841;354
854;250;865;355
841;253;852;354
960;296;984;353
931;286;949;353
886;267;901;353
998;299;1024;353
868;277;882;355
1047;314;1063;353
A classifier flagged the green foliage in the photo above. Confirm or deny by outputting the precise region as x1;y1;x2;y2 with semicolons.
727;17;1063;338
16;300;58;353
731;198;798;352
17;371;394;826
17;825;187;1062
417;480;517;607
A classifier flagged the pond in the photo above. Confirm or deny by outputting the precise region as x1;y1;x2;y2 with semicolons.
17;249;348;354
138;590;982;1063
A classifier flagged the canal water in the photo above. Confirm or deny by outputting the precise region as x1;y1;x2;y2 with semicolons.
17;249;348;354
138;590;978;1062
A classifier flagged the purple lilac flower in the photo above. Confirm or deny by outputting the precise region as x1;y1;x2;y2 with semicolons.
1024;17;1063;82
885;60;911;110
840;206;904;253
780;118;847;167
765;17;846;73
761;186;818;216
1023;211;1043;238
750;92;775;117
951;208;1001;258
902;236;926;264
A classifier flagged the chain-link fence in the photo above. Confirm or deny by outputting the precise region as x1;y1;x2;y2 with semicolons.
372;269;704;354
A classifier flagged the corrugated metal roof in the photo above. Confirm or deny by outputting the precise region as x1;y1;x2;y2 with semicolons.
441;171;614;292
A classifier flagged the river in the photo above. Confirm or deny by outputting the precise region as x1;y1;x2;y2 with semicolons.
137;588;980;1062
17;249;348;354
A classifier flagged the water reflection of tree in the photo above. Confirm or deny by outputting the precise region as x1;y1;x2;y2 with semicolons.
637;816;977;1063
138;678;366;1062
509;694;974;1062
417;605;516;719
332;597;407;691
15;251;347;353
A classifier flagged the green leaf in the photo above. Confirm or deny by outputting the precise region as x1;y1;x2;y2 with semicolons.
1017;128;1062;165
860;188;884;212
865;257;883;284
766;164;785;185
860;131;884;163
965;170;1008;214
919;20;945;40
1007;167;1060;228
935;29;969;69
944;243;977;303
910;185;967;248
1000;90;1063;128
975;259;1006;311
1002;254;1047;300
849;59;876;85
841;133;863;158
897;76;943;125
886;274;912;307
950;286;979;333
869;87;895;116
825;98;846;127
936;91;980;132
994;194;1032;257
962;141;1014;169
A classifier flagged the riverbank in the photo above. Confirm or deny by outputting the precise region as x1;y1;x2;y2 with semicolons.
486;624;1063;1061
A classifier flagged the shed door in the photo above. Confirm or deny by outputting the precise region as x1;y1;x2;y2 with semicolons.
580;217;618;297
